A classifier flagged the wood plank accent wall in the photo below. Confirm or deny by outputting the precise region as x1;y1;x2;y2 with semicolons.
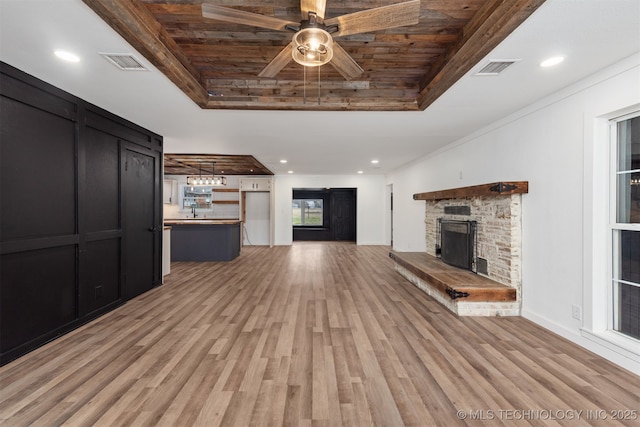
413;181;529;201
0;62;163;365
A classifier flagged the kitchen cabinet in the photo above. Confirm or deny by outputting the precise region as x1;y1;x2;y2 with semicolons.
165;220;241;261
240;178;271;192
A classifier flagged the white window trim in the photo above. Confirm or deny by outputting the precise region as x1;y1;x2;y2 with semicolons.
609;111;640;333
582;106;640;364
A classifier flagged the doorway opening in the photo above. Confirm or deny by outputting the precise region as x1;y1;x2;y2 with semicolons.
292;188;356;241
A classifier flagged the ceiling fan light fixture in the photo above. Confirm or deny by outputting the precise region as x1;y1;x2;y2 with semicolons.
292;27;333;67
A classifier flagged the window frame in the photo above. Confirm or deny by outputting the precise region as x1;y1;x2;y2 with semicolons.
292;198;325;227
608;111;640;339
291;189;331;232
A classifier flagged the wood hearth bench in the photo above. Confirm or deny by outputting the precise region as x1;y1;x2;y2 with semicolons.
389;251;518;316
389;251;516;301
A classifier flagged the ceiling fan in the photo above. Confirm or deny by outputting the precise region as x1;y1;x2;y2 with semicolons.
201;0;421;80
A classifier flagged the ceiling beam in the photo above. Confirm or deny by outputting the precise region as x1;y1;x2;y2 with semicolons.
416;0;546;111
164;154;273;175
82;0;209;107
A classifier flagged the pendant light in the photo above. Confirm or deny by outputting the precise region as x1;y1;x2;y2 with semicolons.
187;161;227;186
210;162;227;187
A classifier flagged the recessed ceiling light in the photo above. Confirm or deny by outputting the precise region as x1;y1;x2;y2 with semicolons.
280;159;287;163
357;171;364;174
54;50;80;63
540;56;565;67
371;159;379;164
288;170;294;174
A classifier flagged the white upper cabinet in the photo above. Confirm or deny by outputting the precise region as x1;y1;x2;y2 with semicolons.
240;178;272;192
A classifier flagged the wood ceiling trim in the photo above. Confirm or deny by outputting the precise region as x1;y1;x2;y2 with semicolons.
204;98;420;111
417;0;546;110
164;154;274;175
82;0;209;107
81;0;544;112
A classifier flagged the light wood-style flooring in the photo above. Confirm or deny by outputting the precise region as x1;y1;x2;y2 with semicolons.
1;243;638;426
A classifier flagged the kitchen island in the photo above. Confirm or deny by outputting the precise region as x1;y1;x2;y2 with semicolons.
164;219;241;261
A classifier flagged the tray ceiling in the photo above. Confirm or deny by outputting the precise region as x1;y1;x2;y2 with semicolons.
81;0;545;111
164;154;273;175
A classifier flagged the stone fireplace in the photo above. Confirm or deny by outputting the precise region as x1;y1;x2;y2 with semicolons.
391;182;527;316
427;194;523;292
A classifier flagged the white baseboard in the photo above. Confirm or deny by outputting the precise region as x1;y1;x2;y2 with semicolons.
522;309;640;375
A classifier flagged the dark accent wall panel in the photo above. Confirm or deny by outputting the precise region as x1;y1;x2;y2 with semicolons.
81;239;121;315
0;96;76;240
0;62;163;365
0;246;76;353
84;126;120;232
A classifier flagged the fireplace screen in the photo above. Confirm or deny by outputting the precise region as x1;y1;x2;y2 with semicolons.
438;219;477;271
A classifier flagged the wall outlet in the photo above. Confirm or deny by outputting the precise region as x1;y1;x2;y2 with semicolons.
571;304;582;321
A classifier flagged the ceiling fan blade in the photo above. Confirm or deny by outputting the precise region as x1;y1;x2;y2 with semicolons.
325;0;420;37
202;3;297;32
330;43;364;80
258;42;295;78
301;0;327;20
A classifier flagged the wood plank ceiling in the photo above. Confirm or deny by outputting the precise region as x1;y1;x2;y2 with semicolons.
164;154;273;175
82;0;545;111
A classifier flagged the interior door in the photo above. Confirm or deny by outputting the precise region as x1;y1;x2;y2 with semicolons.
331;189;356;241
122;146;160;300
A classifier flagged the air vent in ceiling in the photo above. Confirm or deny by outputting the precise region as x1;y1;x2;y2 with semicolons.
99;53;148;71
474;59;520;76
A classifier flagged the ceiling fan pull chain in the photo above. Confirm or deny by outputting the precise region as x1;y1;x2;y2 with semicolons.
318;65;321;106
303;65;307;104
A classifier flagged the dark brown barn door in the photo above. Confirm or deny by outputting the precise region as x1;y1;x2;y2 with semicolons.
122;146;159;300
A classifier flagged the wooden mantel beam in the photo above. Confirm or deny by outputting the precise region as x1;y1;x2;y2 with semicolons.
413;181;528;201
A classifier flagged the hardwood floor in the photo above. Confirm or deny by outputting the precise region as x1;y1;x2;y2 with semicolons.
1;243;638;426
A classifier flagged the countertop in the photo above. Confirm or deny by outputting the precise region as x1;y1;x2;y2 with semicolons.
164;219;242;225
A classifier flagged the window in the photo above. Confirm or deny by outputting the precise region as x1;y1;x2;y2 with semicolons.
182;186;213;209
611;112;640;340
292;198;323;226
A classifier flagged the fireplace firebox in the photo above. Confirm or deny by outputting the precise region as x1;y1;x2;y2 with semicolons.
437;219;477;271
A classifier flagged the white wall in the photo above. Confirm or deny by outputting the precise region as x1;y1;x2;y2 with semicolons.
273;174;388;245
387;54;640;374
